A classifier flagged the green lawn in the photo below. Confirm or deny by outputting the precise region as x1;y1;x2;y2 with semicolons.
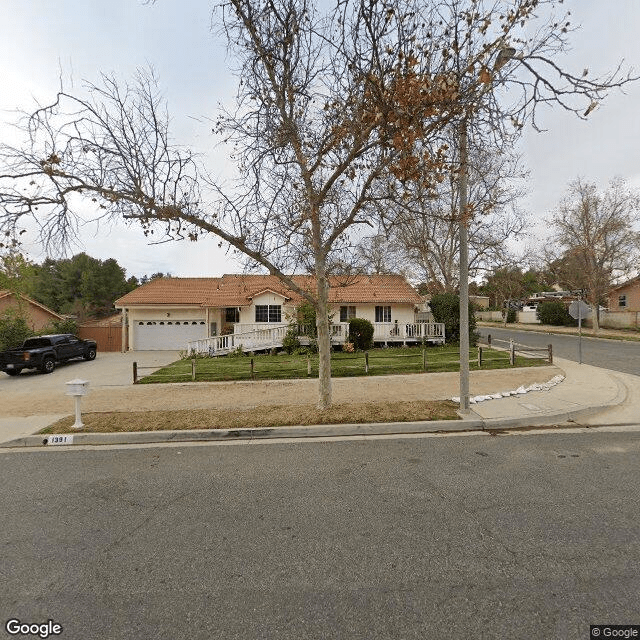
139;344;548;384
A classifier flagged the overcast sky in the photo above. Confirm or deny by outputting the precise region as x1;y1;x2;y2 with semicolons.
1;0;639;280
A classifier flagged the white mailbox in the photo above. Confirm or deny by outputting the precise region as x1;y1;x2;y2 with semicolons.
66;379;90;397
65;379;90;429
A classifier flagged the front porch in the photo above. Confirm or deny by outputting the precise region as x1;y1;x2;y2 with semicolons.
326;322;445;346
188;322;445;356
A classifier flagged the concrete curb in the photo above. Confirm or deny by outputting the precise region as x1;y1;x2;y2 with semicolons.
1;418;481;448
0;395;626;450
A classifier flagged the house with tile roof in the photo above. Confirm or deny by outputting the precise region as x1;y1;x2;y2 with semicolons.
114;274;444;352
0;290;64;332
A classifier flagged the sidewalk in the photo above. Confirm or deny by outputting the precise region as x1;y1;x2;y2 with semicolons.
1;356;635;448
478;321;640;341
467;357;627;427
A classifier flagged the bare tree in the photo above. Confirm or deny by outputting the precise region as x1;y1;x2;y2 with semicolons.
352;234;408;276
384;134;527;291
547;177;640;331
0;0;635;408
480;260;531;323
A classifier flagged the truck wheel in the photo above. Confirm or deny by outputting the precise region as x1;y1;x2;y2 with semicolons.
41;357;56;374
84;348;97;361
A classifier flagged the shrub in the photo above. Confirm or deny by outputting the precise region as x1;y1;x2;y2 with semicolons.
347;318;374;351
506;308;517;324
0;309;32;351
282;326;301;354
536;301;576;326
305;337;319;354
429;293;477;344
296;300;317;337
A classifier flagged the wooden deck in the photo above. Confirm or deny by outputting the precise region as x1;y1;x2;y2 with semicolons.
187;322;445;356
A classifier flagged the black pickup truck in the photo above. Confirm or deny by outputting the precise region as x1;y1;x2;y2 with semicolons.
0;334;97;376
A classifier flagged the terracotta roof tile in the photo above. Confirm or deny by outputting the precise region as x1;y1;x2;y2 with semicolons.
115;274;421;307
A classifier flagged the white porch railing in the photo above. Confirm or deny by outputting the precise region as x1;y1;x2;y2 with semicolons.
372;322;445;343
300;322;445;343
188;321;445;355
188;325;289;356
234;323;285;334
234;322;445;342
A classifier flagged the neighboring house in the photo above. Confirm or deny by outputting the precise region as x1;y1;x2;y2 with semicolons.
469;295;490;310
114;274;441;351
608;276;640;312
0;290;63;332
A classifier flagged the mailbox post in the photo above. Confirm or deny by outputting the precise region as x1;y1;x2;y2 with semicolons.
66;379;90;429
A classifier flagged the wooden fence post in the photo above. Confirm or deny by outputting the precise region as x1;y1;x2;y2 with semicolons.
548;343;553;364
477;346;482;368
250;358;255;380
487;333;491;347
191;358;196;381
509;340;515;366
133;361;138;384
422;348;427;372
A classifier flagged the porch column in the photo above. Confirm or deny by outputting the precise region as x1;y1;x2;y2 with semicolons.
121;308;127;353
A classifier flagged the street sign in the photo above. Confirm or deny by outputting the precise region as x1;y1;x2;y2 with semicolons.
568;301;590;320
569;300;590;365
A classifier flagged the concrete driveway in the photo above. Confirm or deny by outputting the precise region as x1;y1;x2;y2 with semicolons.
0;350;181;393
0;351;181;443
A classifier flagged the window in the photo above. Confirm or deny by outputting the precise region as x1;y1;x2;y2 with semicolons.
225;307;240;323
619;295;627;308
375;306;391;323
339;306;356;322
255;305;282;323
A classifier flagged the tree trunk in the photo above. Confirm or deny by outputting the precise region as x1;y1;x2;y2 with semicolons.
590;295;600;333
315;270;332;410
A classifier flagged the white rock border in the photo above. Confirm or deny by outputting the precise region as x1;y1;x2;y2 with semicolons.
451;375;565;404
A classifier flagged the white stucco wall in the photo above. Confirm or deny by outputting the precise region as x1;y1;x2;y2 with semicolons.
237;292;296;325
332;303;417;324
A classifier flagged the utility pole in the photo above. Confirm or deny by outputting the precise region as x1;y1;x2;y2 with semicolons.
458;119;470;413
456;46;515;415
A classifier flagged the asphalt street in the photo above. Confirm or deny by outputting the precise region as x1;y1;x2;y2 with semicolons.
478;326;640;376
2;430;639;640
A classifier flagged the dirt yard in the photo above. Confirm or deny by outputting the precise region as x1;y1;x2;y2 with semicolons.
2;366;560;417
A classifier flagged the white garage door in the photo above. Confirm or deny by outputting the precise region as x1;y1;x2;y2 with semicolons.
133;320;207;350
